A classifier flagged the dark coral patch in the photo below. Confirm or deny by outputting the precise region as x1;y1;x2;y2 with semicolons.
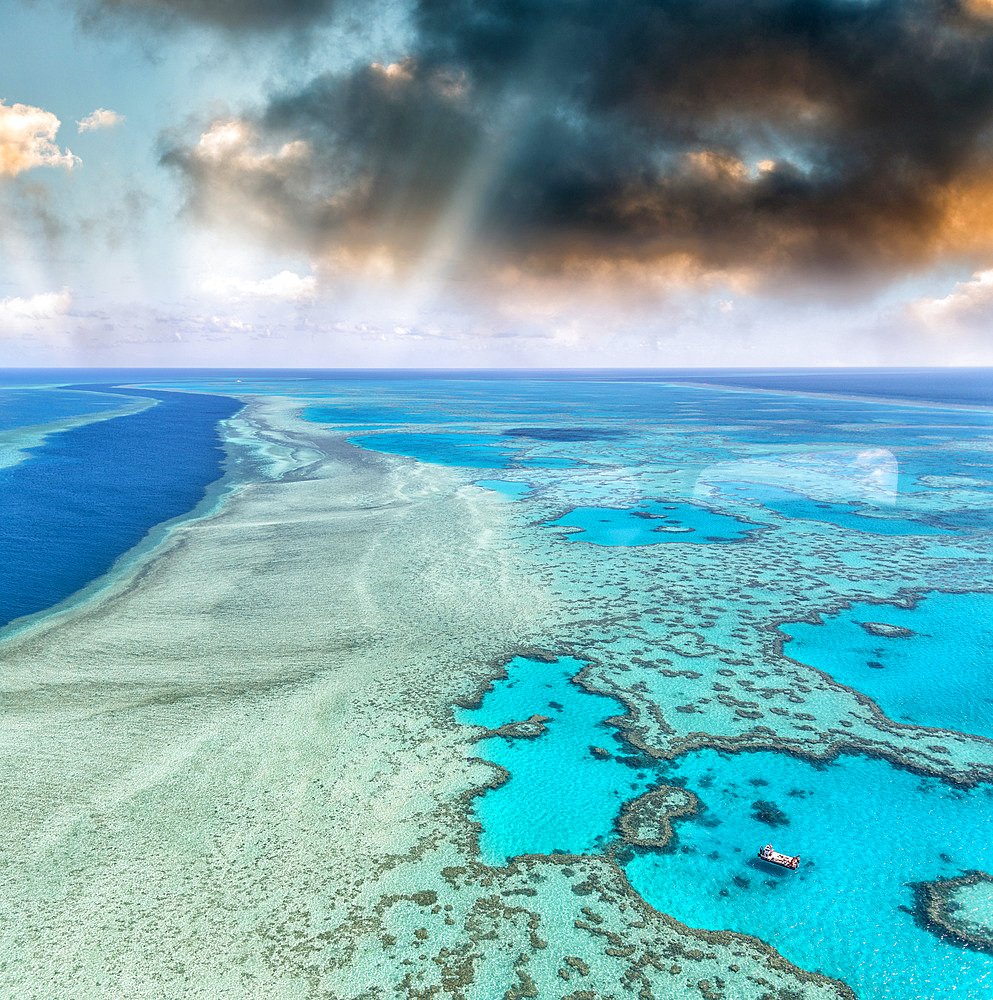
751;800;790;827
912;870;993;954
502;427;627;441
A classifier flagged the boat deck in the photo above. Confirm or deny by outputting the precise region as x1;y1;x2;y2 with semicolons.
758;845;800;869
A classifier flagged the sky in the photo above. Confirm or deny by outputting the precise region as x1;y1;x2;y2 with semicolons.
3;0;993;367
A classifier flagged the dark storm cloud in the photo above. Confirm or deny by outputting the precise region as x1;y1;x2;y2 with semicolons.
83;0;339;32
160;0;993;283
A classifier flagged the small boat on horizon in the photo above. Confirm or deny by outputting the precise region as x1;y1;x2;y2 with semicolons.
758;844;800;870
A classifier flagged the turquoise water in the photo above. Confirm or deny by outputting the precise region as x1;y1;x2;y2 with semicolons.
548;500;756;545
474;479;532;498
713;480;951;536
345;431;578;469
463;656;993;999
781;592;993;738
625;750;993;1000
456;656;654;860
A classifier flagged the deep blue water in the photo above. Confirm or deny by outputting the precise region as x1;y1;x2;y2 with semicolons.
675;368;993;408
0;382;240;629
120;365;993;409
0;387;128;431
295;376;993;435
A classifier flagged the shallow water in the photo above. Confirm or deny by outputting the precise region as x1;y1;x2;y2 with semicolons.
346;430;578;468
713;480;951;536
781;591;993;737
463;654;993;1000
547;499;756;545
456;656;654;860
473;478;532;498
625;749;993;1000
956;880;993;928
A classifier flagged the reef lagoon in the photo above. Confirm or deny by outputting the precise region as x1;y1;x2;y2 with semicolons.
3;368;993;999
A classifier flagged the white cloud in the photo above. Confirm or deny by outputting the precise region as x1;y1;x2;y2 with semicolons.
77;108;125;133
200;270;317;302
193;119;309;172
0;100;79;177
0;288;71;322
0;289;72;338
908;269;993;329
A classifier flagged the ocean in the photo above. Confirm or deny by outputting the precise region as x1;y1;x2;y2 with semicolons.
2;367;992;998
0;376;240;630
